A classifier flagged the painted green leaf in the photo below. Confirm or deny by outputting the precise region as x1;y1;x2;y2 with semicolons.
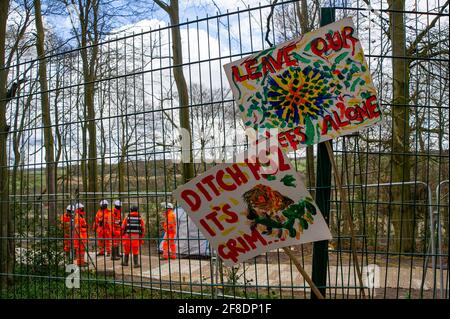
281;174;296;187
305;116;316;145
292;52;311;64
304;42;311;52
350;78;361;92
335;52;349;64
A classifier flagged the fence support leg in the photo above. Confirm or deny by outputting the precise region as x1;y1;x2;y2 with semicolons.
311;75;334;303
310;10;335;296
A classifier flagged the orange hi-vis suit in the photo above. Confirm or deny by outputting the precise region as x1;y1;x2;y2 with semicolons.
162;208;176;259
73;208;88;266
111;207;122;247
60;211;72;253
94;208;112;255
121;211;145;256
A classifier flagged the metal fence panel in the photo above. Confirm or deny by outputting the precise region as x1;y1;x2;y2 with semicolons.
0;0;448;299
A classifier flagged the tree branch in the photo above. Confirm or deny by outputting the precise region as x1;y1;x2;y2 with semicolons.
265;0;279;47
163;110;178;129
407;0;449;56
154;0;170;14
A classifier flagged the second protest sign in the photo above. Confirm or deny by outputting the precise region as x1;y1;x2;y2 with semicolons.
173;144;332;266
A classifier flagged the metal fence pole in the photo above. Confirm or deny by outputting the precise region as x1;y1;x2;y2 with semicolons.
311;7;335;299
337;181;438;298
2;1;448;300
436;180;448;299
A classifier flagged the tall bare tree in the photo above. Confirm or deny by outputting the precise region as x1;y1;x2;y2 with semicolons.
387;0;449;252
52;0;156;209
1;0;34;290
34;0;57;223
0;0;11;292
154;0;194;183
388;0;413;253
57;0;101;213
78;0;99;208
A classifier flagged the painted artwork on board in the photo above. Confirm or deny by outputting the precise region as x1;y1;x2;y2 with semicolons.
242;184;318;240
224;17;382;150
172;144;332;266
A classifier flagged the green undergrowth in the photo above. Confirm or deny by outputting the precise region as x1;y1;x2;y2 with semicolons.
0;267;201;299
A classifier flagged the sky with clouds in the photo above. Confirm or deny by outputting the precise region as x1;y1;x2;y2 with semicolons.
8;0;449;166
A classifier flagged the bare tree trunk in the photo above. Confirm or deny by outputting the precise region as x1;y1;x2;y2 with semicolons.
10;80;33;281
81;122;88;192
1;0;32;288
34;0;57;224
62;130;72;194
99;108;106;192
306;147;315;195
78;0;100;213
54;68;63;166
297;0;309;34
155;0;194;183
388;0;414;253
118;122;126;194
118;154;125;194
10;89;22;291
0;0;11;291
86;77;98;207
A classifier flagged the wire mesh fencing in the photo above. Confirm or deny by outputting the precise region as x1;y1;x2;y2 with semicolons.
0;0;448;299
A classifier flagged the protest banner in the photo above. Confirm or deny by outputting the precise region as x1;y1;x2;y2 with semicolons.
223;16;381;298
172;144;332;267
223;17;381;150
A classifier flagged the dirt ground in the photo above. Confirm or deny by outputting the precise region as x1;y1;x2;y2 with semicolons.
137;240;447;270
85;239;447;300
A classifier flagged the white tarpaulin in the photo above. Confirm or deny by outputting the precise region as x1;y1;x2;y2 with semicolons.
159;207;210;257
172;144;332;266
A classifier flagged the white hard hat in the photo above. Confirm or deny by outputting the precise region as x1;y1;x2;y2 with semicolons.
100;199;109;206
75;203;84;209
114;200;122;207
66;205;75;211
160;202;173;209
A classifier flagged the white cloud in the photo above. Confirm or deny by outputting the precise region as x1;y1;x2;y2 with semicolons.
108;17;231;90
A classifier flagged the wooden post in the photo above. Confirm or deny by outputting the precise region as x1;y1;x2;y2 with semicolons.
283;247;324;299
325;141;367;298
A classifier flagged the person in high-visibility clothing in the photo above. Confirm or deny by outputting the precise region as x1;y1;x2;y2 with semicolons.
110;200;122;261
161;202;176;260
73;203;88;267
93;200;112;256
121;205;145;268
60;205;74;257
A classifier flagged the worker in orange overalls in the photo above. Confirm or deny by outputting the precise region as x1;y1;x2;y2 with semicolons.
60;204;74;257
161;202;176;260
93;200;112;256
73;203;88;267
110;200;122;261
121;205;145;268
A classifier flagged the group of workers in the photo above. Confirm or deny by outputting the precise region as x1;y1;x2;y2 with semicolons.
60;200;177;268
